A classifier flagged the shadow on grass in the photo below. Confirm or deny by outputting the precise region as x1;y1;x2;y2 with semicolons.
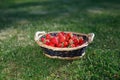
0;0;120;30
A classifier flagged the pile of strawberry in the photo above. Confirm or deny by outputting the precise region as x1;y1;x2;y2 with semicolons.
40;32;85;48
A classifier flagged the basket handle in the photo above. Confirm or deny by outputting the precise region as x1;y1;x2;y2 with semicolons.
35;31;46;41
88;33;95;43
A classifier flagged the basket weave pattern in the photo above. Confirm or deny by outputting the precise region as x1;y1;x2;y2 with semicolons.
41;47;87;57
35;31;94;60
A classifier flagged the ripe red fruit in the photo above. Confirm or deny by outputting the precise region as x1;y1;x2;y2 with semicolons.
41;37;45;42
72;35;79;44
72;35;77;40
65;34;70;41
75;44;79;47
51;37;59;45
45;39;50;45
67;33;73;38
79;37;84;45
46;34;51;39
63;41;68;47
57;32;63;37
49;42;55;47
59;36;66;43
70;44;75;48
41;32;85;48
57;43;63;47
74;39;79;44
60;32;65;35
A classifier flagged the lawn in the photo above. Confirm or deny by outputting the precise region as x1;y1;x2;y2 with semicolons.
0;0;120;80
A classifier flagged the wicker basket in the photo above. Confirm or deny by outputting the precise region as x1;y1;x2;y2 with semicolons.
34;31;95;60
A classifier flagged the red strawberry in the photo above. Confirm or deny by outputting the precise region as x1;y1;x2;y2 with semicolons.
59;35;66;43
67;33;73;38
46;34;51;39
41;32;86;48
51;37;59;45
57;32;63;37
41;37;45;42
73;37;79;46
70;44;75;48
59;32;65;35
49;42;55;47
72;35;77;40
79;37;84;45
65;34;70;41
57;43;63;47
45;39;50;45
63;41;68;47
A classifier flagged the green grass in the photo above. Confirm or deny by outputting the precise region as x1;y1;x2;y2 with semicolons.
0;0;120;80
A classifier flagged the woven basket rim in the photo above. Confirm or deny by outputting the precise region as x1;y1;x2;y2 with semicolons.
44;52;85;60
35;31;89;51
